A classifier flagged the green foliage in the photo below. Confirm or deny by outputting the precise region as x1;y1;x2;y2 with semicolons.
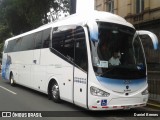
0;0;70;35
0;0;70;56
0;25;11;41
0;42;4;58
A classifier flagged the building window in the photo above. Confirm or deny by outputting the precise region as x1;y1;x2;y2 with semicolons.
136;0;144;14
107;0;114;13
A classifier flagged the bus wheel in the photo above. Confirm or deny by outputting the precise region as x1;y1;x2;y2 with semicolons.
10;74;15;86
50;82;61;103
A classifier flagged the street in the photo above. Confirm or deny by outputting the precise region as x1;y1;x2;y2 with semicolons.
0;75;159;120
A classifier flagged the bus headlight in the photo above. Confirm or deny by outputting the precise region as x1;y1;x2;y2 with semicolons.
142;88;148;95
90;86;110;97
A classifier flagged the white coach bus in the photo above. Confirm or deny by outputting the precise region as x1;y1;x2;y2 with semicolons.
2;11;158;110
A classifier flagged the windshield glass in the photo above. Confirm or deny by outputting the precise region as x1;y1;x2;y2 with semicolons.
90;22;146;79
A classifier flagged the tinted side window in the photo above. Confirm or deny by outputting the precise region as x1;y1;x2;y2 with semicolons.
21;34;35;51
6;39;16;52
52;27;74;61
35;31;43;49
13;38;22;52
74;27;88;71
42;28;51;48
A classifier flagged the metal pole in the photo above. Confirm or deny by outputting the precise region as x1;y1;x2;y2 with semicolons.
70;0;77;14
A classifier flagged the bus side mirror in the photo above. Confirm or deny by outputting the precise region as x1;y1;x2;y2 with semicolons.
137;30;159;50
87;21;99;42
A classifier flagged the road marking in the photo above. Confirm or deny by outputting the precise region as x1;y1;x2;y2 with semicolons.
0;86;17;95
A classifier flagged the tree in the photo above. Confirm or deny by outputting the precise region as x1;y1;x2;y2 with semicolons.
0;0;70;58
0;0;70;35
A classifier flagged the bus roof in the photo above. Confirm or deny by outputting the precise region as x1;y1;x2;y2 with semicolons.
6;10;134;42
40;10;134;29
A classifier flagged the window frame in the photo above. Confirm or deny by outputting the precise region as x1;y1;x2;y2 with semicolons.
5;27;52;53
51;25;88;72
107;0;114;13
20;34;35;51
42;28;52;48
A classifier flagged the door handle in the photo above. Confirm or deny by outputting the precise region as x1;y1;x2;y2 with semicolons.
33;60;37;64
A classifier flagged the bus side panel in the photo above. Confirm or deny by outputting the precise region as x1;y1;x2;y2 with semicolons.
17;51;33;87
31;64;46;92
2;53;10;80
2;48;23;84
41;49;74;102
9;52;19;83
31;49;47;93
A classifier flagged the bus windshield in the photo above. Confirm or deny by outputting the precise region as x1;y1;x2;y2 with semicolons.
90;22;146;79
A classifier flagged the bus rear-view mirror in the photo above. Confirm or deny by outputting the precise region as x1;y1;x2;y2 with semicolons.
137;30;159;50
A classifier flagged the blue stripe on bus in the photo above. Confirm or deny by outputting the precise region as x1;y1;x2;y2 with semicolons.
96;76;146;85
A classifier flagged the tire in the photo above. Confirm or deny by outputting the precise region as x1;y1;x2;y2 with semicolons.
10;74;15;86
50;82;61;103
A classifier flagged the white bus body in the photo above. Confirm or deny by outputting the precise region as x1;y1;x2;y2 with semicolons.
2;11;158;110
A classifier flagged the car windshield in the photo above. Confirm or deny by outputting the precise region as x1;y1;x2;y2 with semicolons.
90;22;146;79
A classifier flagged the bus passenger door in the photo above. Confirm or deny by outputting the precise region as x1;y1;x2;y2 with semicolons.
73;26;88;108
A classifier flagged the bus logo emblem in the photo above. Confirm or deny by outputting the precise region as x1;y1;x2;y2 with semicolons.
126;85;129;89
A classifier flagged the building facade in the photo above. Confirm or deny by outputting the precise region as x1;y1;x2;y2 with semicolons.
95;0;160;39
95;0;160;102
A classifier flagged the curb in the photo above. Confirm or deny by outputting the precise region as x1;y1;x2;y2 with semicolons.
147;102;160;109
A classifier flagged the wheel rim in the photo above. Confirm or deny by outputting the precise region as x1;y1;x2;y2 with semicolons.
51;84;59;99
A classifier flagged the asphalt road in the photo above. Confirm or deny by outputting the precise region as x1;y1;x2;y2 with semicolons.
0;75;159;120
